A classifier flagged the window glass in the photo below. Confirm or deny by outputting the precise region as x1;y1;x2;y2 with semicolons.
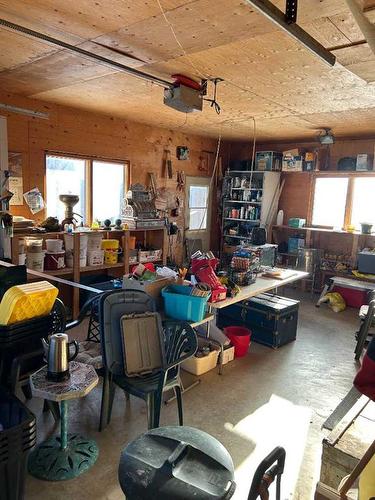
46;155;86;221
189;185;209;230
312;177;348;228
351;178;375;230
189;186;209;208
92;161;125;223
189;209;207;230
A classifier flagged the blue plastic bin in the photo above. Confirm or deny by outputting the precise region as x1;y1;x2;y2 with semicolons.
162;285;209;322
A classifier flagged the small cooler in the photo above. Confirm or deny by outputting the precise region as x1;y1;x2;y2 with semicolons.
218;293;299;349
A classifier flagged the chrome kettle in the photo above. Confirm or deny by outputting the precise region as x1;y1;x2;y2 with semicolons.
42;333;79;381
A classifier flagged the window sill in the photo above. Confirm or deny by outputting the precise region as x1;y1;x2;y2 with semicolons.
273;225;375;236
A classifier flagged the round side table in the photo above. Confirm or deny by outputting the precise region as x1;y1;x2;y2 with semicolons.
28;361;99;481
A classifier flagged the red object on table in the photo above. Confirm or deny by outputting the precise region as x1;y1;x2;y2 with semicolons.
191;257;219;274
130;262;156;274
224;326;251;357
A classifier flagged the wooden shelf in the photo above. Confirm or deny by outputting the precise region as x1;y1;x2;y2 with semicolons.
273;225;375;236
80;262;124;273
224;218;260;223
11;227;168;319
225;170;268;175
281;170;375;176
224;200;262;204
128;227;167;232
43;268;74;276
224;234;252;240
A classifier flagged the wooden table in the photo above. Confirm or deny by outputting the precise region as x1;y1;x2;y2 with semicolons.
209;270;309;310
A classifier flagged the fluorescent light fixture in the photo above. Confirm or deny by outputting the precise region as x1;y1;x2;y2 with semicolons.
0;103;49;119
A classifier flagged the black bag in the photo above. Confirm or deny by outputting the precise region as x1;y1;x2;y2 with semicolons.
252;227;267;246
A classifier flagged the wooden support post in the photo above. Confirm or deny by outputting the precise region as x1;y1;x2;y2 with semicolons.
123;231;129;274
72;233;80;319
162;228;168;266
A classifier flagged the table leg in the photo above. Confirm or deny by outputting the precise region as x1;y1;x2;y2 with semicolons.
60;399;68;450
28;399;99;481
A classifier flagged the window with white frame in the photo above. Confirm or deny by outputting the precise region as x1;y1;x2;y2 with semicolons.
188;185;209;230
312;175;375;230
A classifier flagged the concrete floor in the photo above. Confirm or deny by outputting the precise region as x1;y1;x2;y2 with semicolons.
24;289;359;500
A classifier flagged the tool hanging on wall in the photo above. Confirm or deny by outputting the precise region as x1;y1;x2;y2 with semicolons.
177;171;185;191
148;172;157;197
165;150;173;179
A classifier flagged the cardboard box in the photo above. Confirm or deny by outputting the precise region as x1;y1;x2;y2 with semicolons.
304;151;316;171
255;151;282;171
282;153;303;171
288;237;305;254
220;345;235;365
288;218;306;228
356;154;371;171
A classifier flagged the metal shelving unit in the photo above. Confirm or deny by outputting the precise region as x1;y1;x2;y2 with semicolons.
221;169;280;255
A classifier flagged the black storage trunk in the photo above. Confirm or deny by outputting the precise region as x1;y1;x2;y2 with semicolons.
218;293;299;349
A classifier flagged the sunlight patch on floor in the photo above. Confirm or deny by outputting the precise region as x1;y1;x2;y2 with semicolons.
224;394;312;499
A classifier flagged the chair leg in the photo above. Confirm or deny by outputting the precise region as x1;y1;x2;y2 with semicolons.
152;391;163;429
147;393;156;430
107;380;116;425
99;371;110;432
21;383;33;400
175;385;183;426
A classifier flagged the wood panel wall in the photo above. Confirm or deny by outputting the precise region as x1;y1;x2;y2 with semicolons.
1;91;220;264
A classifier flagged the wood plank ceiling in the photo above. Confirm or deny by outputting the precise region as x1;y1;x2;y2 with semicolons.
0;0;374;141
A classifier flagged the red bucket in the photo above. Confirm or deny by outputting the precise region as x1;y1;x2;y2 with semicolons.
224;326;251;357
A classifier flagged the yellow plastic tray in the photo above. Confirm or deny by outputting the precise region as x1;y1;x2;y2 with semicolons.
0;281;59;325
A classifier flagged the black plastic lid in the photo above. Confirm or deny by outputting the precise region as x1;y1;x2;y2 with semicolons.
118;426;236;500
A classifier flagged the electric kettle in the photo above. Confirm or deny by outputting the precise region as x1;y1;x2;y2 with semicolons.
42;333;79;381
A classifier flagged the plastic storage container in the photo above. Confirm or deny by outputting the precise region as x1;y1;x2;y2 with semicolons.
162;285;209;322
87;250;104;266
87;232;104;251
45;239;63;253
26;251;45;272
64;233;88;268
182;339;220;375
0;388;36;500
44;251;65;270
101;239;120;264
223;326;251;357
0;281;58;325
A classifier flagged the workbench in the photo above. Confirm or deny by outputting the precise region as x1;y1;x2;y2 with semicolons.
209;270;309;310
